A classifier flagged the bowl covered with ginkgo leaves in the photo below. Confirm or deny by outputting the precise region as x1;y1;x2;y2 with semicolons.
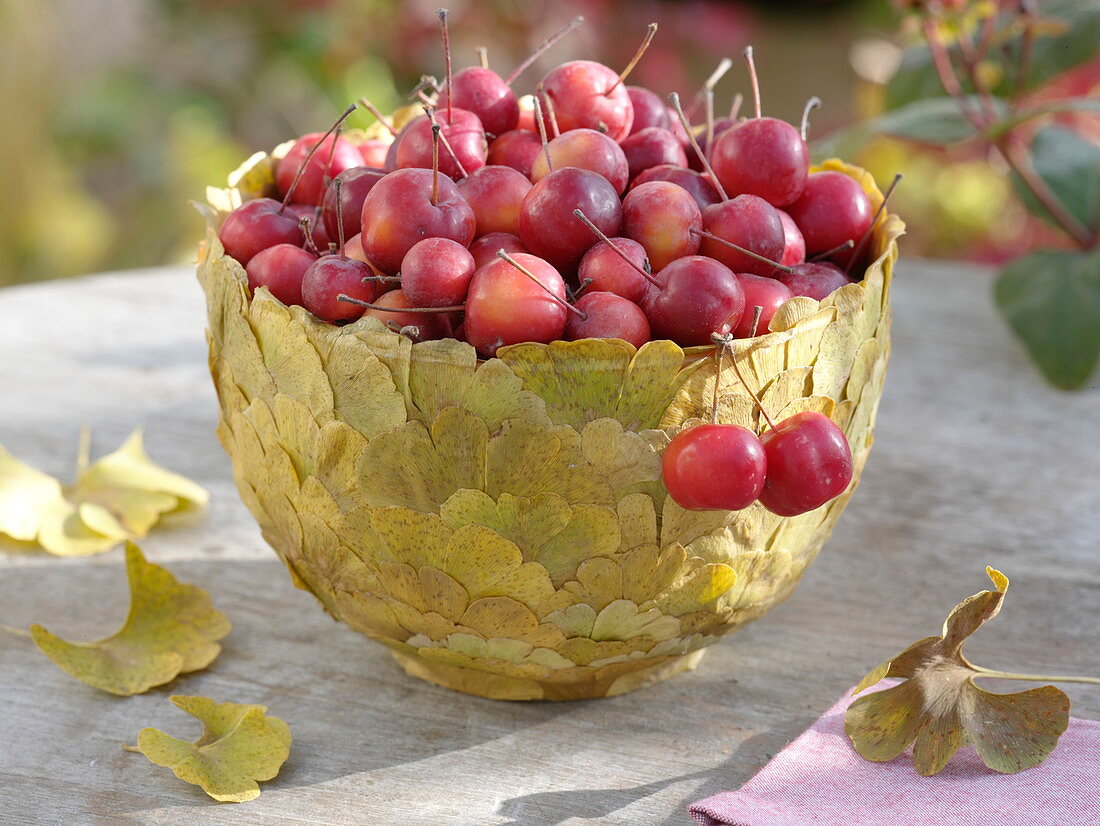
197;147;903;701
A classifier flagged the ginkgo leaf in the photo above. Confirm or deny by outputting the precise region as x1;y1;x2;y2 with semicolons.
73;430;210;536
30;543;230;695
129;695;291;802
845;568;1072;776
0;430;208;556
0;445;66;542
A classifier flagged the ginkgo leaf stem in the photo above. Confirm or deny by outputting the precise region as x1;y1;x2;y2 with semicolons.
973;667;1100;686
0;622;31;638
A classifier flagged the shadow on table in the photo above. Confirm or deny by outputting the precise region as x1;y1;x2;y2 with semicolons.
494;731;792;825
5;555;577;815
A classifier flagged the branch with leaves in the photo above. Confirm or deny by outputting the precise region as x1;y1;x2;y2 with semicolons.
819;0;1100;389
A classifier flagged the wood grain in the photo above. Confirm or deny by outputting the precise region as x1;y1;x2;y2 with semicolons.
1;262;1097;825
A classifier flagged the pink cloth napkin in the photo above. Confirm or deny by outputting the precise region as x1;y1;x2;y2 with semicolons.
689;686;1100;826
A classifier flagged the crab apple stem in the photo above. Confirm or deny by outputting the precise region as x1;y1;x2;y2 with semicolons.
710;338;725;425
438;8;454;122
572;208;662;286
333;177;347;258
714;331;777;430
748;305;764;338
358;97;399;137
280;103;357;211
729;91;743;121
607;22;658;95
362;274;402;283
572;277;595;299
686;57;734;120
743;46;762;119
668;92;729;201
532;95;554;172
843;172;902;275
409;75;440;102
690;227;794;273
476;46;489;69
800;96;821;140
338;294;465;313
430;124;442;206
496;249;587;319
537;83;560;138
705;88;715;163
320;122;343;199
505;15;586;86
425;105;469;178
808;239;854;262
298;216;321;256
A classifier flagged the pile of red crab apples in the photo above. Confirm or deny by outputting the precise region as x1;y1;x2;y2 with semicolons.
218;15;880;515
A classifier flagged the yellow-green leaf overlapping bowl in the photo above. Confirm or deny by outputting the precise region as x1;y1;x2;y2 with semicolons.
198;148;903;701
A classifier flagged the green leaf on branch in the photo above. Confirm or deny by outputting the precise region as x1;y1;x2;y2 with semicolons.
1013;126;1100;235
812;97;1004;163
995;247;1100;389
886;0;1100;109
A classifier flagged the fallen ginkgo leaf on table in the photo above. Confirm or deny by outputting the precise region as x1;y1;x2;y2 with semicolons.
127;695;291;803
0;429;208;556
844;567;1100;776
30;543;230;695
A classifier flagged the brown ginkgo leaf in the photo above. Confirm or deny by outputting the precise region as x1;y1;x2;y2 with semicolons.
845;567;1072;776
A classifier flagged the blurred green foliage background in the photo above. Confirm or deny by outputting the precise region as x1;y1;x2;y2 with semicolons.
0;0;1094;287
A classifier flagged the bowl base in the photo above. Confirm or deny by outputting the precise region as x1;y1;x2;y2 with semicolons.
389;648;708;701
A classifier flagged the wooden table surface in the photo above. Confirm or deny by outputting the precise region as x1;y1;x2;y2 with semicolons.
1;261;1098;825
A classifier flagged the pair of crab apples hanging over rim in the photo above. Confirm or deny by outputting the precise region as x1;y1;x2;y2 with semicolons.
216;11;891;517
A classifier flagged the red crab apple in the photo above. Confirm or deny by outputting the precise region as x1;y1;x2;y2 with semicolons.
359;167;476;274
301;254;376;323
322;166;385;243
626;86;670;133
644;255;744;346
758;411;853;516
218;198;302;266
276;132;362;206
622;181;701;272
700;194;786;277
777;261;853;300
487;129;543;178
360;289;453;343
786;171;873;257
576;236;652;303
438;66;520;136
540;60;635;141
710;118;808;206
245;243;316;307
777;209;806;267
620;128;688;182
519;167;622;273
400;237;476;308
396;109;488;179
731;275;793;338
464;252;569;356
629;164;721;210
469;232;527;270
456;165;532;237
662;424;767;511
530;128;629;194
565;290;651;347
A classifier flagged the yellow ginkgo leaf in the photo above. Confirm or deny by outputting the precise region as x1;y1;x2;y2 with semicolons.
0;430;208;556
130;695;291;803
74;430;209;536
30;543;230;695
0;445;67;542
